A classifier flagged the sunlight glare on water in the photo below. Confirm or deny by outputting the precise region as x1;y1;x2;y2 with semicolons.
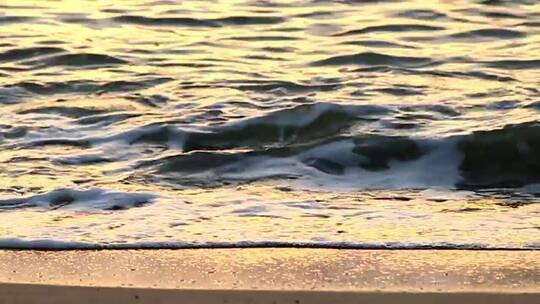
0;0;539;249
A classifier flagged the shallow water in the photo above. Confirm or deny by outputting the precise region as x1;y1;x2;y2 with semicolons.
0;0;539;249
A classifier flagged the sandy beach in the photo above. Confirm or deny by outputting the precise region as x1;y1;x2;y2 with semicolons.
1;249;539;303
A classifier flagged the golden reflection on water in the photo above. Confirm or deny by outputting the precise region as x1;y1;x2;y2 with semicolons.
0;0;540;248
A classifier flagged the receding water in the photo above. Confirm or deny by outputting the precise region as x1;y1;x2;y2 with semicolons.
0;0;539;249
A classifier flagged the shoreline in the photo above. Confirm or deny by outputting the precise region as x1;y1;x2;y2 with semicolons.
0;248;540;304
2;284;539;304
1;249;539;303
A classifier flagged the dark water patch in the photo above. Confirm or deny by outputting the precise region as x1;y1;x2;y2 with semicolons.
74;112;140;126
484;59;540;70
5;77;172;96
374;87;424;96
225;35;300;41
243;54;287;61
53;155;115;165
233;80;340;93
98;77;173;93
25;53;127;68
18;106;108;118
295;11;337;18
153;151;245;174
350;66;515;82
0;4;45;9
180;80;341;93
466;89;509;99
486;100;520;110
311;51;434;67
393;9;448;20
0;66;29;73
381;120;419;130
525;101;540;110
477;0;539;6
449;28;525;39
0;47;66;63
303;158;345;175
36;40;67;46
125;94;169;108
458;122;540;189
214;16;285;25
519;22;540;27
101;8;129;14
112;15;220;27
335;24;444;36
259;46;296;53
0;126;27;139
5;81;87;95
422;70;515;82
0;16;34;24
482;11;523;19
155;62;215;68
126;124;185;147
21;138;91;149
329;0;404;3
399;104;461;117
342;40;417;49
352;136;423;170
58;16;116;29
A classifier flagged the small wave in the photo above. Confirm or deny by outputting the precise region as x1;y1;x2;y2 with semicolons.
311;51;434;67
393;9;448;20
20;138;91;149
213;16;286;25
53;154;115;165
179;80;341;93
0;16;34;24
18;106;107;118
112;15;285;27
224;35;300;41
0;188;155;211
4;77;172;97
74;112;140;126
131;120;540;190
112;15;220;27
484;59;540;70
349;66;515;82
0;125;27;139
458;122;540;189
108;103;386;151
375;87;424;96
449;28;526;39
0;47;66;63
519;21;540;27
25;53;127;68
334;24;444;36
342;40;417;49
182;102;389;151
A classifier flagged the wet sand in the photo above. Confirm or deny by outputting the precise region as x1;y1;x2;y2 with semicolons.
0;249;539;303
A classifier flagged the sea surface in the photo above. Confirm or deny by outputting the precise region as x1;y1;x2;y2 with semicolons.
0;0;539;249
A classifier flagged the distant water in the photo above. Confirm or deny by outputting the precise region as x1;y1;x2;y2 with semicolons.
0;0;539;249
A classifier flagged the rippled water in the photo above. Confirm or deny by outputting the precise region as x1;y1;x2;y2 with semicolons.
1;0;539;249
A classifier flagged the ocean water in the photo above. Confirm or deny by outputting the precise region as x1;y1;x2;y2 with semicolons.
0;0;539;249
